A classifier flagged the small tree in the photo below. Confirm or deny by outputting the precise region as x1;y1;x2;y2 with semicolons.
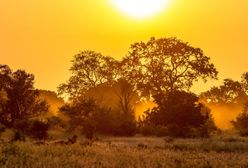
0;65;49;127
231;103;248;136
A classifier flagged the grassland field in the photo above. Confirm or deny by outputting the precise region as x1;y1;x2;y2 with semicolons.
1;130;248;168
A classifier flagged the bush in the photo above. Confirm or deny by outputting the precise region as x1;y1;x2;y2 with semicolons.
114;116;136;136
12;131;26;142
139;124;156;136
82;119;96;140
141;91;217;138
156;126;169;137
61;98;137;137
0;124;6;134
232;103;248;136
28;120;50;140
14;119;50;140
47;116;64;129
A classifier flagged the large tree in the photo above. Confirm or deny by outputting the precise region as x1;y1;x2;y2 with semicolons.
0;65;48;127
58;50;120;100
58;51;137;136
122;37;218;97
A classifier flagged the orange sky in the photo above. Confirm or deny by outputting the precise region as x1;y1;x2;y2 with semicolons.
0;0;248;93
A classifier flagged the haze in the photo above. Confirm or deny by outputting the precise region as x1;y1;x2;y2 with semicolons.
0;0;248;92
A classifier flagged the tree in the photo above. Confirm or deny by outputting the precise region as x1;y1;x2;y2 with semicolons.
241;72;248;94
0;65;49;127
122;37;218;97
58;51;137;136
200;78;247;105
58;50;120;100
60;98;98;131
113;79;136;116
231;102;248;136
60;97;136;137
141;91;216;137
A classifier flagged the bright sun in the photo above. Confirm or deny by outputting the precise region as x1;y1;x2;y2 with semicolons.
110;0;170;19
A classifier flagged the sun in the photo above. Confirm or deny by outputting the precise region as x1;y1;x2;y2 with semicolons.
110;0;170;19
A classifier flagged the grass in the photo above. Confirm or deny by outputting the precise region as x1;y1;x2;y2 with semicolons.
1;135;248;168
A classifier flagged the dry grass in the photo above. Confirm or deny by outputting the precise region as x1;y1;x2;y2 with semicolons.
1;136;248;168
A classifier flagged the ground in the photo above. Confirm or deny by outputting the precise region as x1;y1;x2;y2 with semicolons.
1;134;248;168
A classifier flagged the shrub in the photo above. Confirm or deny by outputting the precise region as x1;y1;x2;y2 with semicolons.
47;116;64;129
61;98;137;137
14;119;50;140
0;124;6;134
114;116;136;136
28;120;50;140
12;131;26;142
231;103;248;136
142;91;217;138
82;119;96;140
139;124;156;136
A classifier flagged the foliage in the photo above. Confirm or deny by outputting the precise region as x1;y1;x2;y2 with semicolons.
58;50;120;99
60;98;136;137
28;120;50;140
200;78;247;104
47;116;64;129
231;103;248;136
113;79;137;117
122;37;218;97
14;119;50;140
0;65;49;127
141;91;217;138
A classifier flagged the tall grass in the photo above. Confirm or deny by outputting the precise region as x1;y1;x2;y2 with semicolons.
1;136;248;168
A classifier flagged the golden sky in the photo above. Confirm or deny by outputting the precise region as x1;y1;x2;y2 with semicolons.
0;0;248;93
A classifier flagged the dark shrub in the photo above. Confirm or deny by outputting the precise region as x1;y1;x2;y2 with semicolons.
61;98;137;137
139;124;156;136
156;126;169;137
0;124;6;134
141;91;217;138
14;120;29;133
47;116;64;129
14;119;50;140
232;103;248;136
114;116;136;136
82;119;96;140
28;120;50;140
12;131;26;142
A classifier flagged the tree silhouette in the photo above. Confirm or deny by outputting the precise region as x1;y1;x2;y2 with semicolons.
200;77;248;105
231;102;248;136
142;91;216;137
122;37;218;97
0;65;48;127
58;50;120;100
113;79;136;115
241;72;248;94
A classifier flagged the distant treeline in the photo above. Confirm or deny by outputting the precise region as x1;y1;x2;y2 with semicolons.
1;37;248;140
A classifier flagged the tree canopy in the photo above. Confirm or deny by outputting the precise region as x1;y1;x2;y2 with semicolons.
122;37;218;97
200;73;248;105
58;50;120;99
0;65;48;127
